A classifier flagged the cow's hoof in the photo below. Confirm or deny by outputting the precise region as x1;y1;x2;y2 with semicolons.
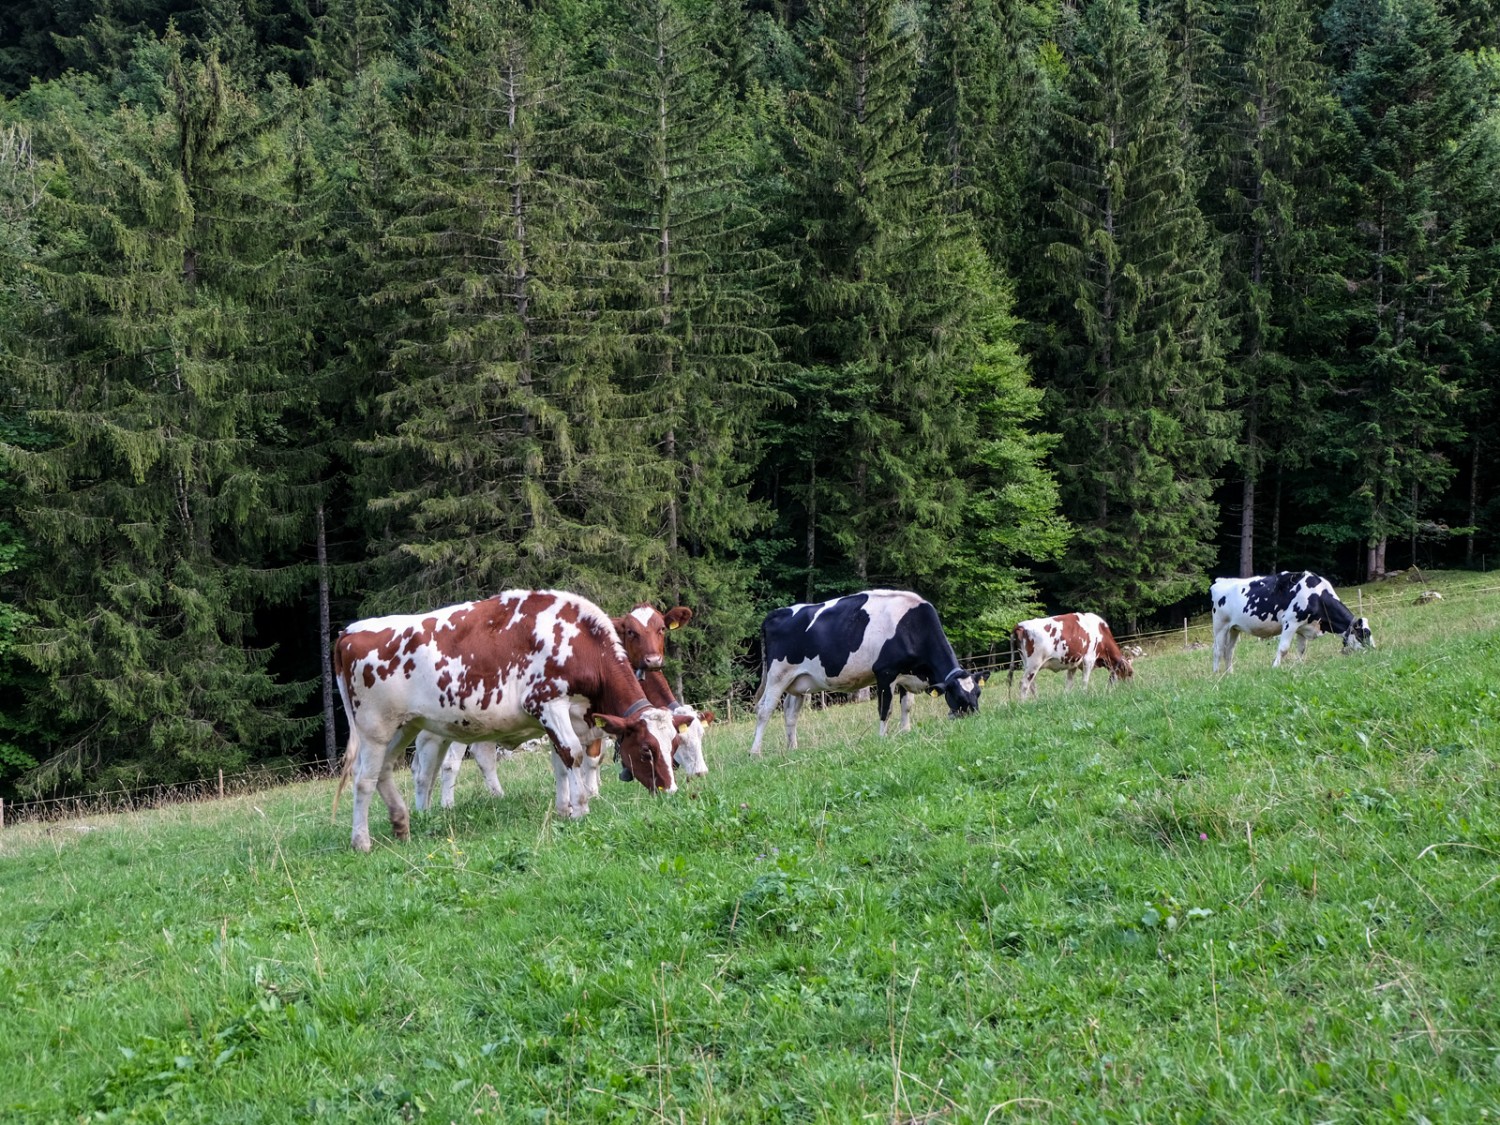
392;816;411;841
352;834;372;854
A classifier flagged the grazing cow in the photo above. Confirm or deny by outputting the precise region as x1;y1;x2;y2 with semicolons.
1210;571;1373;673
749;589;983;755
333;590;693;851
612;603;712;781
1010;612;1133;700
410;735;507;811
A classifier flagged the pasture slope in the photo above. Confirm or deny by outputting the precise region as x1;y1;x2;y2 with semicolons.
2;572;1498;1124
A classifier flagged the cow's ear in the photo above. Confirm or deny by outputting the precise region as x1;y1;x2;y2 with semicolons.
697;709;716;725
593;713;628;736
672;713;695;732
665;606;693;630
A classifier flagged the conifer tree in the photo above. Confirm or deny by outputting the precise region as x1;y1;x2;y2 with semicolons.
588;0;783;694
357;0;661;610
1312;0;1498;575
1031;0;1233;621
1;40;314;790
772;0;1063;624
919;0;1054;267
1203;0;1334;574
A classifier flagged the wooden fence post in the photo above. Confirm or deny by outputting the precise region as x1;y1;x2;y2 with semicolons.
218;769;224;799
1;797;5;830
1184;618;1189;647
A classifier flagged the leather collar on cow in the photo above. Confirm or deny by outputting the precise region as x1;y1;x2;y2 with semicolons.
622;697;651;720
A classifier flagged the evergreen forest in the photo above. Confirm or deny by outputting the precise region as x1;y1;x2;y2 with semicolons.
1;0;1497;799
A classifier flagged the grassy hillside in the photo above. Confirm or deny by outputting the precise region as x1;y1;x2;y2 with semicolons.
4;572;1499;1123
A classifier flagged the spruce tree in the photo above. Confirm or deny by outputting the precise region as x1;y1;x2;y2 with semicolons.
1203;0;1334;575
356;0;661;610
919;0;1054;268
1;40;313;790
1031;0;1233;621
588;0;783;695
776;0;969;593
1313;0;1496;575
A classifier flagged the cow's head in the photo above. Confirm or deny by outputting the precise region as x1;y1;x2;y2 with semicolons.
1108;655;1134;682
596;707;691;793
613;604;693;673
934;668;984;717
668;703;710;779
1343;617;1374;650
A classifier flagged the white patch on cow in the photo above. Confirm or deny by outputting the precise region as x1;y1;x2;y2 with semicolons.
630;605;656;627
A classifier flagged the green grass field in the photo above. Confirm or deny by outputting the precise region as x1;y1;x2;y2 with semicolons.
4;572;1499;1123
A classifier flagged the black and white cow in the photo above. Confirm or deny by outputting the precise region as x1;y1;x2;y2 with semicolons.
749;589;983;754
1210;571;1374;673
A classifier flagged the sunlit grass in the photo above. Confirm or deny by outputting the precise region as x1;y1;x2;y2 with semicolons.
3;570;1499;1122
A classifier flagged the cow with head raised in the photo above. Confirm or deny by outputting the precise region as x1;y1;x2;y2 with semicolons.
333;589;692;851
1210;571;1373;673
1010;612;1133;700
749;589;982;755
612;603;711;781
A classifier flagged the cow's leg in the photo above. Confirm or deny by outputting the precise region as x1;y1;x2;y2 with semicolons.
750;677;787;756
439;740;467;808
1020;666;1038;701
579;732;604;800
898;688;914;733
1080;659;1096;689
539;699;590;816
352;725;417;852
1065;668;1077;692
411;730;445;812
1296;632;1309;660
469;742;504;798
876;679;895;737
783;693;803;751
1274;624;1296;667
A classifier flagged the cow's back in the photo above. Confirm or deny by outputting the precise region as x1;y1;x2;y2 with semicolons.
337;590;617;745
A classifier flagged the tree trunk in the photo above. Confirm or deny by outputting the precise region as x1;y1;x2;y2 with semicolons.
317;503;338;770
1269;469;1282;573
1468;444;1479;568
1238;401;1257;577
805;462;817;603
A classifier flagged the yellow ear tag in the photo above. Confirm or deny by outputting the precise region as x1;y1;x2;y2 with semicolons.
593;715;606;728
978;677;987;687
929;689;941;698
668;622;680;630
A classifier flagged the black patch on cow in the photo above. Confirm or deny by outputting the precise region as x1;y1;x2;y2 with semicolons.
760;594;872;680
872;601;981;719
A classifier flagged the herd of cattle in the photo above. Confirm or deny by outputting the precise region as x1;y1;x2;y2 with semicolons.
332;570;1375;852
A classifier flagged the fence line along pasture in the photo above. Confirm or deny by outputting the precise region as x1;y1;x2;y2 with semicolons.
5;577;1496;829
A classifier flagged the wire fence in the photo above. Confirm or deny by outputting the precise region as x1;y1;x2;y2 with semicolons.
6;576;1496;829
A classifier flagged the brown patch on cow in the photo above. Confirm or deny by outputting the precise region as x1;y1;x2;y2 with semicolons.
1056;614;1090;666
403;659;415;678
1096;624;1133;679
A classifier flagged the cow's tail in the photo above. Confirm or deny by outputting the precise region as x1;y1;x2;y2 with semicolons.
329;635;359;823
1007;626;1021;702
750;617;771;708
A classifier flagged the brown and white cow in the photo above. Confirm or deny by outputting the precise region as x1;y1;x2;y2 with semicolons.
333;590;692;851
1011;612;1133;701
612;603;711;780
